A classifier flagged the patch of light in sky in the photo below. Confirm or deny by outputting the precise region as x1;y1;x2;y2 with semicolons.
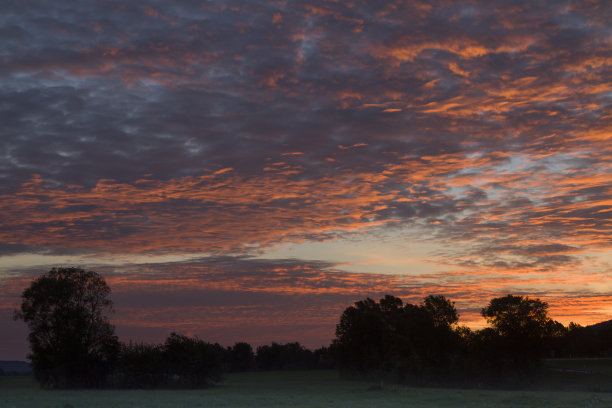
447;185;470;198
258;233;447;276
0;254;82;272
499;152;585;175
583;249;612;293
0;252;207;273
495;154;529;173
545;152;591;172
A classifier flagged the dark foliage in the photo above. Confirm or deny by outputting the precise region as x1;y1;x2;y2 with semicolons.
332;295;461;384
330;293;590;388
112;333;224;388
423;294;459;328
255;342;316;370
14;267;119;388
313;346;336;369
225;342;333;372
15;266;612;390
112;342;167;388
163;333;224;387
553;320;612;358
225;342;255;372
480;295;556;376
459;327;528;387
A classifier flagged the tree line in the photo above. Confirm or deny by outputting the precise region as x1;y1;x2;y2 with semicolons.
333;294;554;387
13;267;612;389
109;336;331;389
12;267;332;388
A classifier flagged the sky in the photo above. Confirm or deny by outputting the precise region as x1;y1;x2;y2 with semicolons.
0;0;611;360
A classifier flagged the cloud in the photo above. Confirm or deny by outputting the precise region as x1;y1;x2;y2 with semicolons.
1;0;610;356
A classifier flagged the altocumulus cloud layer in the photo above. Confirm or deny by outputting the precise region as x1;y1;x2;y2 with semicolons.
1;0;611;358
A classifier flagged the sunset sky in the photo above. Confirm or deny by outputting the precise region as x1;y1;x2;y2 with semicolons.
1;0;611;360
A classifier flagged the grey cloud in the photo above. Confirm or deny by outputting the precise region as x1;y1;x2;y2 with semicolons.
0;0;609;268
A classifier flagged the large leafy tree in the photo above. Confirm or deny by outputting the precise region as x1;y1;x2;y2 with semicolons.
333;297;388;374
481;295;550;338
14;267;119;388
481;294;554;371
332;295;461;382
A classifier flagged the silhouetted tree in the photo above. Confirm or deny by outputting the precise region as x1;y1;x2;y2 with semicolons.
543;319;568;358
112;342;167;388
332;295;461;383
587;320;612;357
482;295;550;337
14;267;119;388
111;334;224;388
256;342;314;370
461;326;512;385
163;333;224;387
560;322;587;357
313;346;335;369
558;320;612;358
481;295;553;373
333;293;612;388
423;294;458;328
226;342;255;372
333;297;387;374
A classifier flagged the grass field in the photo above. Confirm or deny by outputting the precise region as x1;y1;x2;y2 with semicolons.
2;361;612;408
538;358;612;393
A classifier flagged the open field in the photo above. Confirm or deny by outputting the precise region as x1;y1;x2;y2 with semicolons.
544;358;612;374
2;363;612;408
536;358;612;394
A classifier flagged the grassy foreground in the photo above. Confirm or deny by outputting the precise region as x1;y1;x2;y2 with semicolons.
2;368;612;408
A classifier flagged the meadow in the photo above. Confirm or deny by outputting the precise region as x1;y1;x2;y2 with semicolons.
2;360;612;408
